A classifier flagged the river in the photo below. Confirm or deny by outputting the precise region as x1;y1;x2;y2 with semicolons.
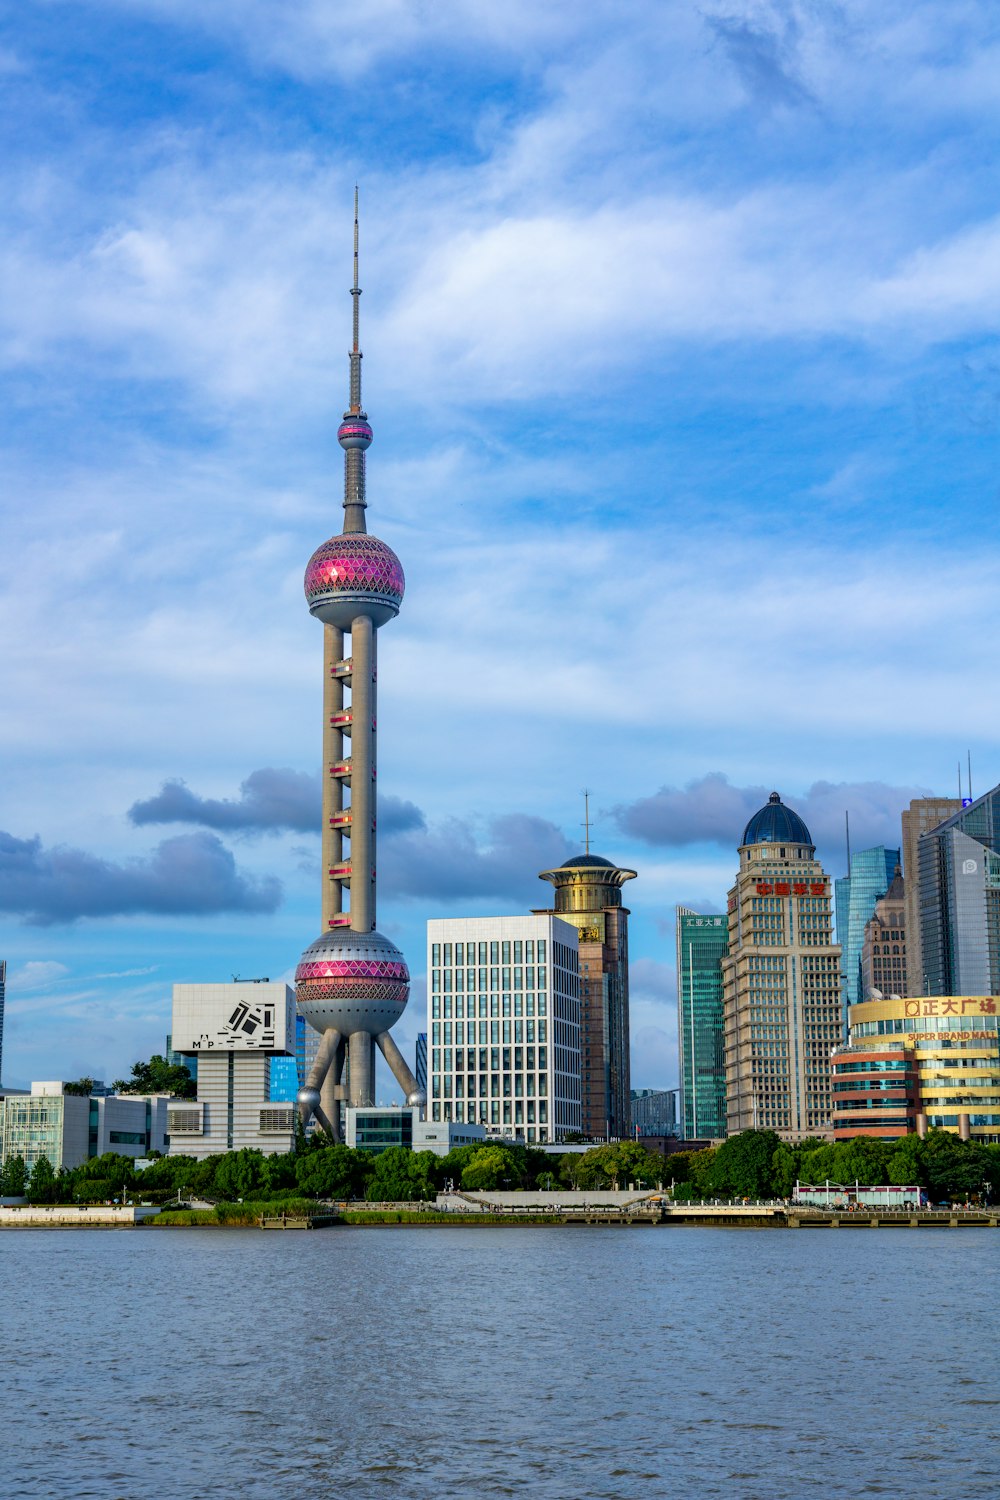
3;1225;996;1498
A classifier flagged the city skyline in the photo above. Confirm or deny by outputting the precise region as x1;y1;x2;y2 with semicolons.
3;6;1000;1091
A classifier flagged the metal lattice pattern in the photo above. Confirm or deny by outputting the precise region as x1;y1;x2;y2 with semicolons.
296;977;409;1004
296;958;409;981
304;533;405;605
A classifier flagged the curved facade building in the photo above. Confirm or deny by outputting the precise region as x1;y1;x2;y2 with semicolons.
294;195;424;1140
536;851;636;1139
834;995;1000;1143
721;792;843;1140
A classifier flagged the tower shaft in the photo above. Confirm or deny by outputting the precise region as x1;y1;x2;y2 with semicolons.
321;625;345;930
348;615;377;932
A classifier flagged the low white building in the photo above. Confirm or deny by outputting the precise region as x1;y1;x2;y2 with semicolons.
168;981;298;1158
426;914;582;1144
0;1083;169;1173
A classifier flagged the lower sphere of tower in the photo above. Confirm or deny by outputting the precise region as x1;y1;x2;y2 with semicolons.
295;928;409;1036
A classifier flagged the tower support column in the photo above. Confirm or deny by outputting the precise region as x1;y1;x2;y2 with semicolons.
322;624;345;930
348;1030;375;1105
349;613;376;932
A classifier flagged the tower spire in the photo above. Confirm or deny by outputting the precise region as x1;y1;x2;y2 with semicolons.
582;789;591;855
339;185;372;534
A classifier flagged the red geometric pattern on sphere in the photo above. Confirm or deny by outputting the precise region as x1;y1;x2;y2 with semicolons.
304;533;405;605
295;958;409;982
296;978;410;1004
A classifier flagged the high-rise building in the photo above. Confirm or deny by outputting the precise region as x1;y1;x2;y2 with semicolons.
415;1033;427;1099
901;796;961;997
535;853;636;1139
0;959;5;1085
267;1015;320;1104
426;915;581;1144
860;865;906;1001
293;195;424;1141
835;846;899;1024
675;908;728;1140
721;792;842;1140
918;785;1000;997
630;1088;678;1136
168;982;298;1157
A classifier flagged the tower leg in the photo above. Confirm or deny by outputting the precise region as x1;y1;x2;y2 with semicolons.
322;625;345;930
349;614;376;932
298;1027;342;1136
376;1030;425;1109
320;1035;345;1143
348;1031;375;1106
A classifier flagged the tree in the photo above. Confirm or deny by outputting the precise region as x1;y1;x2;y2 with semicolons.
771;1143;798;1199
365;1147;437;1202
295;1145;367;1200
27;1155;57;1203
213;1149;269;1201
0;1154;27;1197
461;1145;520;1192
63;1077;96;1097
112;1055;195;1098
709;1130;781;1198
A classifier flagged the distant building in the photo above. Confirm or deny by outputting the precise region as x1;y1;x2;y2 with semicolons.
165;1032;196;1084
168;981;298;1158
630;1088;678;1136
861;865;906;1000
722;792;842;1141
675;908;728;1139
415;1033;428;1098
267;1014;320;1104
900;796;961;997
835;846;899;1026
536;851;636;1139
918;786;1000;997
0;959;5;1084
427;915;581;1144
832;994;1000;1143
0;1082;169;1173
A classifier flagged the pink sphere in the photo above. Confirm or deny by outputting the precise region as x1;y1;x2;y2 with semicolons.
304;532;405;628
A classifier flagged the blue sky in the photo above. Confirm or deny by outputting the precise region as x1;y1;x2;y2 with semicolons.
3;1;1000;1092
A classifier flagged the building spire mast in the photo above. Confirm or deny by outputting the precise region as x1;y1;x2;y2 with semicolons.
341;185;372;534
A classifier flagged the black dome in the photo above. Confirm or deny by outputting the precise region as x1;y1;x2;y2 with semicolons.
742;792;812;848
560;853;615;869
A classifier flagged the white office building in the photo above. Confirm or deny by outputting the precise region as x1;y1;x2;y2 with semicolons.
168;981;298;1158
0;1082;169;1173
426;915;581;1144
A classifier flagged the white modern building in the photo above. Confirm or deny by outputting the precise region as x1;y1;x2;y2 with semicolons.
0;1082;169;1173
168;981;298;1158
426;915;582;1144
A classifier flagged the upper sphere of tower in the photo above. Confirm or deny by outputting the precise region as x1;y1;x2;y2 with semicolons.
304;532;405;629
338;415;373;451
741;791;813;848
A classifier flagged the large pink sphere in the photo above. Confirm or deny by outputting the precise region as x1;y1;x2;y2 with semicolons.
304;532;405;628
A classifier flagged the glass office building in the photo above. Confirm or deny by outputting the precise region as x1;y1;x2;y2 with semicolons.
919;786;1000;997
835;846;899;1025
675;908;728;1140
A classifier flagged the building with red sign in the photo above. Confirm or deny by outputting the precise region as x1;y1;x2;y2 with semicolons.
721;792;842;1140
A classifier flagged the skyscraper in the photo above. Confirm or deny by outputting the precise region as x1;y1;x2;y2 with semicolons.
918;784;1000;997
721;792;842;1140
835;845;899;1026
675;908;728;1140
860;865;906;1001
294;195;424;1141
0;959;5;1085
536;850;636;1139
901;796;961;997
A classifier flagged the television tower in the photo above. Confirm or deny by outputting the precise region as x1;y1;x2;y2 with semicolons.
295;192;424;1140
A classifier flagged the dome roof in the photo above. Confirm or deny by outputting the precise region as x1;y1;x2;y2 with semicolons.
742;792;813;849
560;853;615;869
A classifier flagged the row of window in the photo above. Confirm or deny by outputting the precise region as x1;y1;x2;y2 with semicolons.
432;967;552;994
433;1075;550;1099
431;995;551;1020
430;1101;551;1131
433;1045;547;1070
431;1020;548;1046
432;939;548;965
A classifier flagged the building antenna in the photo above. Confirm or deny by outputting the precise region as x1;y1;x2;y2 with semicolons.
845;810;851;873
582;789;591;855
958;760;963;802
968;749;973;803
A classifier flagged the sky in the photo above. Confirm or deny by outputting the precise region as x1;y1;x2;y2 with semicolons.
2;0;1000;1094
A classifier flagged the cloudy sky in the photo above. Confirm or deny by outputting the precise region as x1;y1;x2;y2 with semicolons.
2;1;999;1092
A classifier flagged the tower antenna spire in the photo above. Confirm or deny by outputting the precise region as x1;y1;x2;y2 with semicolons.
582;789;591;856
339;185;372;533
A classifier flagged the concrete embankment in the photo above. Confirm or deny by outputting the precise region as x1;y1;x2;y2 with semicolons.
0;1204;161;1228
